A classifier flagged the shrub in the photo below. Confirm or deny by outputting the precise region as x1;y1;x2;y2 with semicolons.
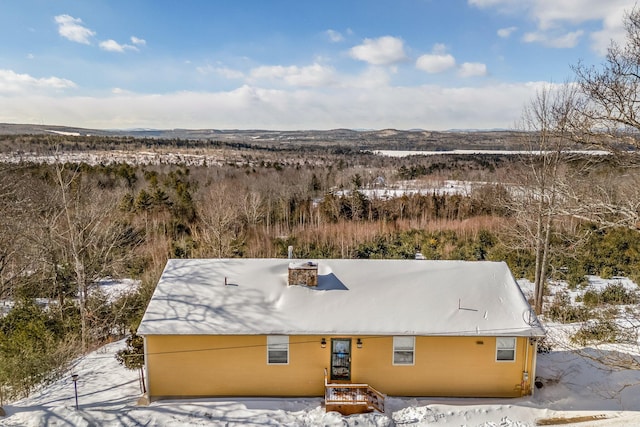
571;319;624;345
599;266;615;279
545;291;591;323
536;336;552;354
582;289;600;307
0;299;78;400
600;282;637;305
116;330;147;393
582;283;637;307
565;271;588;290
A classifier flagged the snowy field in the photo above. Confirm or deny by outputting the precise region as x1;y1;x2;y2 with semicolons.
2;338;640;426
334;180;476;199
373;150;611;157
2;277;640;426
0;150;228;167
0;148;612;168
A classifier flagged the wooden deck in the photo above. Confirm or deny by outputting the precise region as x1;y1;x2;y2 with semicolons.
324;369;385;415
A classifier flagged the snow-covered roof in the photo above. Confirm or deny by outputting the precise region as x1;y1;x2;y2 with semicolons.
137;258;545;337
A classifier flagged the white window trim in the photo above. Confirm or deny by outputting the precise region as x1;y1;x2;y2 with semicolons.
496;337;517;362
392;336;415;366
267;335;289;365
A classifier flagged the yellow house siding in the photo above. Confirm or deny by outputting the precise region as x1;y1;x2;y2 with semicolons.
145;334;537;399
146;335;328;397
351;336;534;397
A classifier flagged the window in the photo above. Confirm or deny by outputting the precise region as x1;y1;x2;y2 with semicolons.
496;337;516;361
393;336;415;365
267;335;289;364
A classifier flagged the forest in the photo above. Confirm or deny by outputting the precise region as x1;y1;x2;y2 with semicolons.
1;136;640;401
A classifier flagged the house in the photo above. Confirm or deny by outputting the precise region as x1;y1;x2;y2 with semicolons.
137;258;544;411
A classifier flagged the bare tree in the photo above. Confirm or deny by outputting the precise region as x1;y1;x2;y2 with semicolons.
573;6;640;148
241;190;264;227
558;165;640;230
0;165;23;300
194;183;245;258
538;7;640;376
53;164;139;351
568;5;640;230
510;84;583;314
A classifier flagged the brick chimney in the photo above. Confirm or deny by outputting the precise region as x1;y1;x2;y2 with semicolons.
288;261;318;287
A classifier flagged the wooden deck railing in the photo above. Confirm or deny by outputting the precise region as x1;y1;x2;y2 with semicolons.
324;369;385;414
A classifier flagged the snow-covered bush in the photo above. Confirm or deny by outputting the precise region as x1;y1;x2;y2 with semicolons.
545;291;591;323
571;318;636;346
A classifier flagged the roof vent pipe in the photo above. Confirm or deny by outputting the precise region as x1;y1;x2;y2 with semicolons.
288;245;293;259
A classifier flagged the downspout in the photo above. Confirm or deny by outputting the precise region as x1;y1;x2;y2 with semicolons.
530;339;538;395
143;335;150;402
522;337;530;396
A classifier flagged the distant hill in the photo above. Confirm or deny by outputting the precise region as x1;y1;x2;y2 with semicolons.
0;123;535;150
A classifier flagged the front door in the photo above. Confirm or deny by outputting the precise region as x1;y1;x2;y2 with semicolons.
330;338;351;381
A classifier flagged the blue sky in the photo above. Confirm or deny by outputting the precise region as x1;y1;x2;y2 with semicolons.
0;0;634;130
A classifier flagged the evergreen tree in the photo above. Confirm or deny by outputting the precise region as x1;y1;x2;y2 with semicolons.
116;331;146;393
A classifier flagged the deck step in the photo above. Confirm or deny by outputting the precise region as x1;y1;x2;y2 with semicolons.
324;369;385;415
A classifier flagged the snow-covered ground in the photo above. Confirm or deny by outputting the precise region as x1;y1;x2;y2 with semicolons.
334;180;477;199
0;278;140;318
95;278;141;302
373;149;611;157
2;338;640;426
0;150;228;167
2;277;640;426
518;276;638;305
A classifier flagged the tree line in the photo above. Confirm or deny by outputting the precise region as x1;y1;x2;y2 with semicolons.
1;144;640;400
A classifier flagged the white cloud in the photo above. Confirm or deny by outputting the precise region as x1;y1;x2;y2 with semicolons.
0;69;76;94
549;30;585;48
459;62;488;77
590;5;628;55
416;44;456;74
469;0;630;26
325;29;344;43
250;66;289;80
197;65;245;79
528;0;631;30
99;39;138;53
469;0;632;54
249;63;336;87
54;14;146;53
523;29;584;48
219;68;245;79
497;26;518;38
468;0;524;15
522;32;542;43
131;36;146;46
0;81;551;130
349;36;407;65
468;0;513;7
54;14;95;44
344;67;392;89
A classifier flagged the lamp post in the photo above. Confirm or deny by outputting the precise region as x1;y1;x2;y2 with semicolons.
71;374;79;410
